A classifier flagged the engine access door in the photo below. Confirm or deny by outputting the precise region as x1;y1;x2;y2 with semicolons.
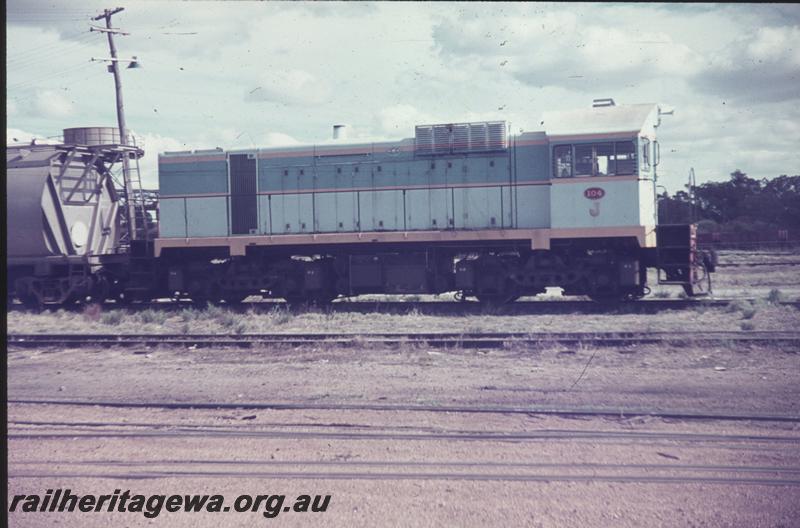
229;152;258;235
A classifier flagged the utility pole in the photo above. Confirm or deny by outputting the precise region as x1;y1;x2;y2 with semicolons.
92;7;137;240
688;167;697;223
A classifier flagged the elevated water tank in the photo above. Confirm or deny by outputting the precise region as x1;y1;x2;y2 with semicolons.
63;127;121;146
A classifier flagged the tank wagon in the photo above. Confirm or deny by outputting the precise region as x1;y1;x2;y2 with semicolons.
150;100;713;304
6;129;143;306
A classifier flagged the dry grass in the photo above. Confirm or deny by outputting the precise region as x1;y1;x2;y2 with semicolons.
8;300;800;335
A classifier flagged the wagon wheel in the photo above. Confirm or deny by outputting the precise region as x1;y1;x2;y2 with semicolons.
188;294;212;308
20;294;43;311
87;277;110;305
682;260;711;297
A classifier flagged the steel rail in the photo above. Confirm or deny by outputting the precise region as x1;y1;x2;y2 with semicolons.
7;330;800;349
15;459;800;474
8;469;800;486
8;425;799;443
10;399;800;423
716;261;800;267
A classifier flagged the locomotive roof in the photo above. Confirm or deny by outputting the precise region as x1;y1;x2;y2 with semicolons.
541;103;658;137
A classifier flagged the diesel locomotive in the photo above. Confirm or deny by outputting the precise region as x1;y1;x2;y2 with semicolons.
6;100;715;307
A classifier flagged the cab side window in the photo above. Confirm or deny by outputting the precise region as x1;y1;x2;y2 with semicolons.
574;145;594;177
553;141;637;178
553;145;573;178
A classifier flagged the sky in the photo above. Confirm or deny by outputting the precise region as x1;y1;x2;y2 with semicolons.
6;1;800;190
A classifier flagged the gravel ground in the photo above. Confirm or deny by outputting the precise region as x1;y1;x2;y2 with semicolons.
7;340;800;527
7;342;800;415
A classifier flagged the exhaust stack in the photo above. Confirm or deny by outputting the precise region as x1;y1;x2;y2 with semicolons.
332;124;347;140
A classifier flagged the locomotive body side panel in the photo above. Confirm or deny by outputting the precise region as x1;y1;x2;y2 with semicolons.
515;184;550;228
186;196;229;237
550;177;643;229
158;158;228;196
157;197;187;238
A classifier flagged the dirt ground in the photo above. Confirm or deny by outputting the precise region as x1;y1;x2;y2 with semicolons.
6;250;800;527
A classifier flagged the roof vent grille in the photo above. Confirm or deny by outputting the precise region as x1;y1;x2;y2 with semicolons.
593;98;616;108
415;121;507;155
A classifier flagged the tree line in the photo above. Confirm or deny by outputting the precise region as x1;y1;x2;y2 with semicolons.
658;170;800;236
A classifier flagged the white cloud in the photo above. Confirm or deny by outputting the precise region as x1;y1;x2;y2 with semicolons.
261;132;301;147
33;90;76;119
245;69;331;106
689;25;800;102
746;26;800;64
376;104;437;135
432;5;705;90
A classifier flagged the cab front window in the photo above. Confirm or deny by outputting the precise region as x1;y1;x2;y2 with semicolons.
640;138;651;172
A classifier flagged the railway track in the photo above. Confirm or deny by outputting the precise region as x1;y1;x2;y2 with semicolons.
10;467;800;486
9;415;800;485
9;402;800;488
716;261;800;268
10;399;800;423
8;330;800;349
9;426;800;443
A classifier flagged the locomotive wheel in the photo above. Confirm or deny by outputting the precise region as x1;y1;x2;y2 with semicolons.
223;294;249;304
587;293;626;304
476;293;516;305
475;289;518;305
475;276;518;305
284;293;335;308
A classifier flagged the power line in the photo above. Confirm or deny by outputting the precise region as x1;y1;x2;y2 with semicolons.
8;37;100;73
8;31;96;64
7;61;97;91
8;69;108;105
